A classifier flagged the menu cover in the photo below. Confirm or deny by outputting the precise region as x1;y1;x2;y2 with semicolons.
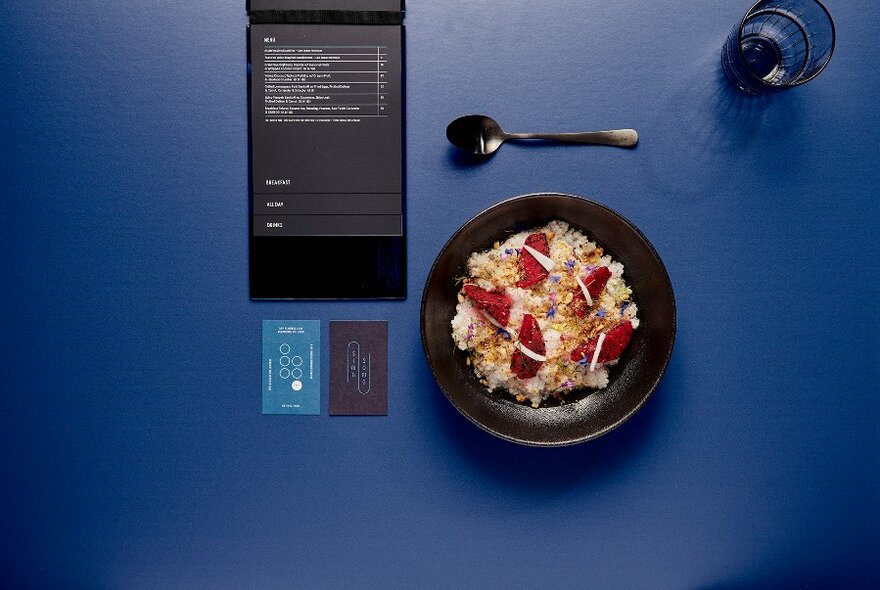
249;0;402;10
248;1;405;299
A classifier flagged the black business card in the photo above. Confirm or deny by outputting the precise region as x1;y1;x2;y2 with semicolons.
329;321;388;415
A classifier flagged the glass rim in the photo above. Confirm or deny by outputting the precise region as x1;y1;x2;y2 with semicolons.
736;0;836;87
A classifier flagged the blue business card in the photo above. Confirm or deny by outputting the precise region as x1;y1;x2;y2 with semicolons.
262;320;320;415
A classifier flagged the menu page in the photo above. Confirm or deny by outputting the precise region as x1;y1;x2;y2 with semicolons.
248;21;404;299
250;24;401;237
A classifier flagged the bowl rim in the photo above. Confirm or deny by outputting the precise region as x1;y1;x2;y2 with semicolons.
419;192;677;447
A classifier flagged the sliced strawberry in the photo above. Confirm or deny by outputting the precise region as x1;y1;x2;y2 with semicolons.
573;266;613;317
570;321;634;365
601;320;635;361
519;314;546;355
462;284;512;327
515;233;551;288
510;314;546;380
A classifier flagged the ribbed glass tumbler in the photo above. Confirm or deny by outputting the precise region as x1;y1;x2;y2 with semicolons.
721;0;835;95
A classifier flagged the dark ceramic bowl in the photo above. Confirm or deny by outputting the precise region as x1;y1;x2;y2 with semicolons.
420;193;676;446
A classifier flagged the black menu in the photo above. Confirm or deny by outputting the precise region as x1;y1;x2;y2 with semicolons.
248;1;405;299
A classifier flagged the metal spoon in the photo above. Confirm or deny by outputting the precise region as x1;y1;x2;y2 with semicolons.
446;114;638;155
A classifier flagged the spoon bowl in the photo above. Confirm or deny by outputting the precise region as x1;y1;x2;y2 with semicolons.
446;114;506;155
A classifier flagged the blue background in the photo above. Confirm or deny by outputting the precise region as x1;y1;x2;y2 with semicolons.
1;1;878;587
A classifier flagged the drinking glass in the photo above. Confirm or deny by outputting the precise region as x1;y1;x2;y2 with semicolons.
721;0;835;95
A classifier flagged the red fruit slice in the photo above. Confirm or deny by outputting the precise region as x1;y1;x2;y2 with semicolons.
570;321;634;365
516;233;551;288
573;266;613;318
511;314;546;380
462;284;512;327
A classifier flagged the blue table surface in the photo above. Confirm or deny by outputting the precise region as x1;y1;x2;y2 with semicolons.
2;1;878;588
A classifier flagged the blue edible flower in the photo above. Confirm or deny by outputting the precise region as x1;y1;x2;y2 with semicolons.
546;305;557;319
564;259;576;270
596;309;607;318
549;275;561;283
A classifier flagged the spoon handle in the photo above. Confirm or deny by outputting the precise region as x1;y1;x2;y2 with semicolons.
506;129;639;148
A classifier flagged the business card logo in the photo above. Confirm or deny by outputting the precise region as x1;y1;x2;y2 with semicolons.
346;341;371;395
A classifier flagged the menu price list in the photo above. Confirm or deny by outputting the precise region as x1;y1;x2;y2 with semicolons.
263;45;389;119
